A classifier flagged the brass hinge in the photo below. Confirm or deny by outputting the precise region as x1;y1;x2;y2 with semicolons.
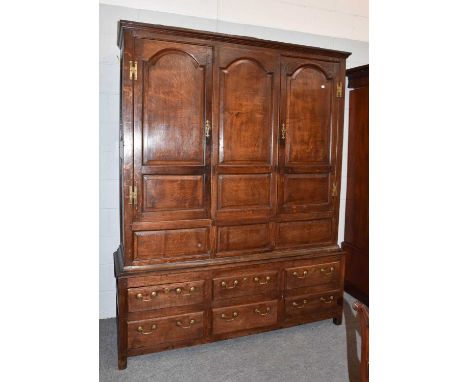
129;60;138;80
336;82;343;98
129;186;137;205
332;182;338;197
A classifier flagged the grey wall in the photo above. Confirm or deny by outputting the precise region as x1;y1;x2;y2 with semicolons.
99;3;369;318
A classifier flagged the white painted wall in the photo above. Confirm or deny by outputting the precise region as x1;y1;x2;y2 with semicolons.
99;2;368;318
100;0;368;41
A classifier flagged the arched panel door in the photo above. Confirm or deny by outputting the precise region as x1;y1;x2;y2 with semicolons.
126;38;213;265
132;39;212;223
214;46;279;257
276;56;340;249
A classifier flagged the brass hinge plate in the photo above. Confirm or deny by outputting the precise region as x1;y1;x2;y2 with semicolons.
336;82;343;98
129;60;137;80
332;182;338;197
129;186;137;205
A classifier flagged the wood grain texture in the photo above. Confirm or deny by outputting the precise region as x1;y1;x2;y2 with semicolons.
127;311;204;349
212;300;278;335
134;227;209;262
285;260;341;290
212;270;278;300
115;22;349;369
128;280;205;312
285;291;340;320
353;301;369;382
342;65;369;305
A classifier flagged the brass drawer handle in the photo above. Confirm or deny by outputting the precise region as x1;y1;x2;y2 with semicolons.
254;307;271;316
320;266;335;275
292;270;308;279
281;122;286;140
176;319;196;329
137;324;156;335
136;291;157;301
221;280;239;289
221;311;239;321
292;299;308;309
164;286;197;296
320;296;335;304
253;276;271;285
175;286;196;296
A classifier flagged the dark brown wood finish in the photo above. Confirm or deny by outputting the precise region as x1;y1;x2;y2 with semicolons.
353;301;369;382
342;65;369;305
114;21;350;369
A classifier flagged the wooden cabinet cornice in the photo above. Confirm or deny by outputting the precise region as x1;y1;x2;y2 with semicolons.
114;21;350;369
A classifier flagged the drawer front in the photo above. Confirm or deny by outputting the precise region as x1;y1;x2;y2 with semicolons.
285;292;340;320
212;300;278;335
133;227;210;262
213;271;278;300
127;311;204;349
128;280;205;312
285;261;340;290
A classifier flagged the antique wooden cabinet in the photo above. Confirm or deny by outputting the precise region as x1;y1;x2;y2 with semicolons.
342;65;369;305
114;20;350;369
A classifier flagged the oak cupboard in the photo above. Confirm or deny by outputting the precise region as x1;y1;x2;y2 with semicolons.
114;21;350;369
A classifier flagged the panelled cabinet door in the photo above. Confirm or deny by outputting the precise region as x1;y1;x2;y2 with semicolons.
214;46;279;256
276;56;341;248
132;39;213;222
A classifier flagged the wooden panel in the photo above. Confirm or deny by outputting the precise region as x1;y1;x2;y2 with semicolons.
276;219;332;248
343;64;369;305
141;44;207;165
285;261;340;290
282;174;329;207
285;292;339;320
134;227;209;261
284;65;332;165
216;223;272;256
217;174;270;210
143;175;204;212
127;312;204;349
277;56;338;219
219;57;273;164
131;38;212;226
127;280;205;312
212;271;278;300
212;300;278;335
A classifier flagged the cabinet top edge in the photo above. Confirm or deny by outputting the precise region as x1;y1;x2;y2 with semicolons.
346;64;369;77
117;20;351;59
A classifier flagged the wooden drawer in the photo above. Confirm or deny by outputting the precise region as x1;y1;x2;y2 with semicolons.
128;280;205;312
285;261;340;290
212;271;278;300
212;300;278;335
127;311;204;349
285;291;340;320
